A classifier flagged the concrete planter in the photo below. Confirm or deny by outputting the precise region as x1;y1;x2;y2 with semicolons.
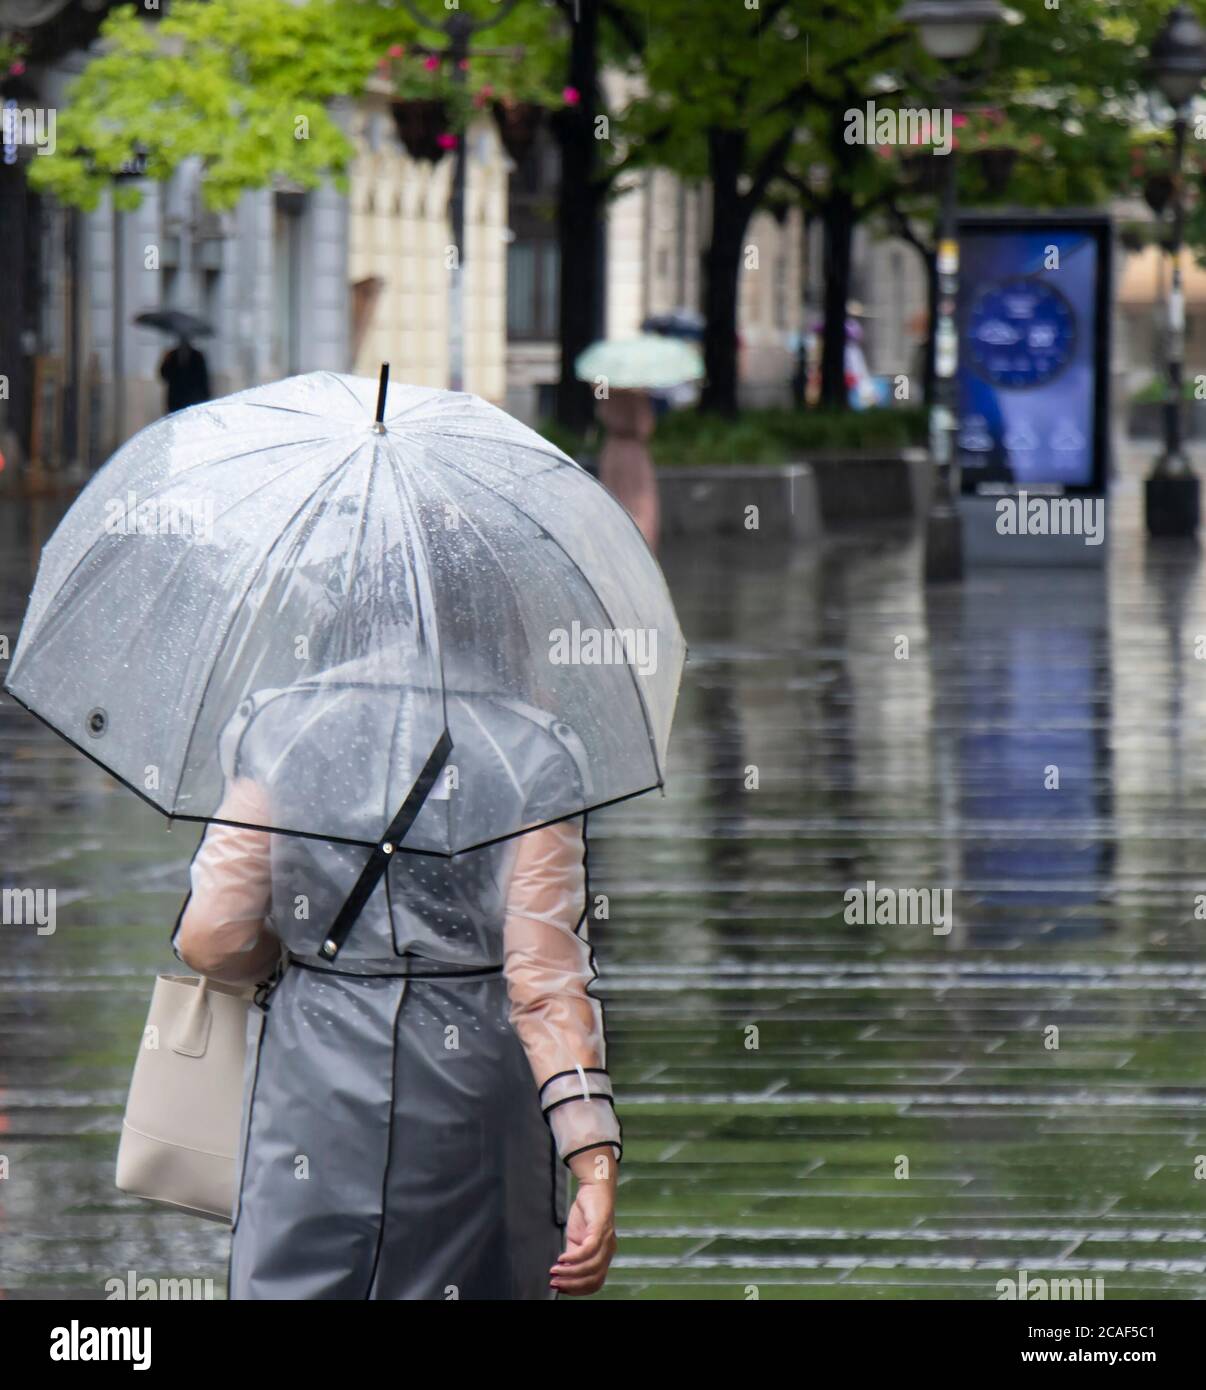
1127;400;1206;440
656;464;821;541
802;450;932;524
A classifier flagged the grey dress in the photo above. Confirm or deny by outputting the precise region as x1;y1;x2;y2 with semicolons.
172;675;622;1300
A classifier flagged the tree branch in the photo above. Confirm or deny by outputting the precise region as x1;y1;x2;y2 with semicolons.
397;0;521;36
598;0;645;55
742;121;799;212
883;192;932;259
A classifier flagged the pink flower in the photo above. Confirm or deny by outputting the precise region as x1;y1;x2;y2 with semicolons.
458;58;469;71
563;86;580;106
953;113;968;128
9;59;25;76
437;132;458;149
424;55;440;72
387;43;405;59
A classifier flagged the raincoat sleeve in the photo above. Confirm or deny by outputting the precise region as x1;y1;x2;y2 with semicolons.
502;814;622;1166
171;777;281;986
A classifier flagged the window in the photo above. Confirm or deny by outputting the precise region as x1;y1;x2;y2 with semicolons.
506;127;559;342
507;240;560;341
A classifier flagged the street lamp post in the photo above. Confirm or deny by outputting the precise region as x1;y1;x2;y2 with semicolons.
898;0;1005;582
1144;4;1206;539
398;0;519;393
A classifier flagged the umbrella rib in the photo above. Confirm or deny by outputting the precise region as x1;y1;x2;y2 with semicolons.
384;439;449;729
379;389;441;425
161;433;335;491
404;448;546;715
329;371;371;419
119;435;347;677
258;684;359;796
404;420;568;470
382;449;452;847
409;445;530;611
335;438;378;669
244;401;326;421
169;446;362;819
380;450;452;845
453;695;524;801
14;435;337;681
430;449;664;788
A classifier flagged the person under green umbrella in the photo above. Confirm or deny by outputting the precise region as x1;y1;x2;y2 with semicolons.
575;334;704;552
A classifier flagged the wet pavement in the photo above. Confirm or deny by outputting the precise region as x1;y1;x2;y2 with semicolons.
3;455;1206;1300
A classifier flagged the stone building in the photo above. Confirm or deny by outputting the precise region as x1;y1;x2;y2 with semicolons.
1;40;807;488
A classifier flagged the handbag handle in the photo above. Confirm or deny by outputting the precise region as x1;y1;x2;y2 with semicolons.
171;976;213;1058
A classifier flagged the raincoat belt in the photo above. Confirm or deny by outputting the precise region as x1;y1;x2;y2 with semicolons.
252;949;503;1009
284;950;504;980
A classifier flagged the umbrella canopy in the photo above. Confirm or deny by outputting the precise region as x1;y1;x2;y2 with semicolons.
575;334;704;391
4;371;685;857
134;308;214;339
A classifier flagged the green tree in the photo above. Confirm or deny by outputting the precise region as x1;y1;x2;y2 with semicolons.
618;0;819;415
27;0;389;212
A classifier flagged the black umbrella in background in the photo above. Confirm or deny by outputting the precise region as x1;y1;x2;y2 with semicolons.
134;308;214;340
641;308;705;342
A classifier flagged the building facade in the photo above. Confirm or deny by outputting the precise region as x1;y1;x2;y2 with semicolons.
1;44;807;489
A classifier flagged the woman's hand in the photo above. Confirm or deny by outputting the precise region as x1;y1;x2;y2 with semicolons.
550;1146;618;1296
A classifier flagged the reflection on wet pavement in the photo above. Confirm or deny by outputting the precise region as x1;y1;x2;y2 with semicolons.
2;461;1206;1300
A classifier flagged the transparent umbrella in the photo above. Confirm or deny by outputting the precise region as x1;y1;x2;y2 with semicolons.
4;369;685;864
575;334;704;390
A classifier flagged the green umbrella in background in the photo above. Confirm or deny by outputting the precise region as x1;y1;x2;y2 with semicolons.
574;333;704;391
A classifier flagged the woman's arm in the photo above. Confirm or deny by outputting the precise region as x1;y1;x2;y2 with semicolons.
502;815;621;1167
172;777;281;987
502;813;620;1295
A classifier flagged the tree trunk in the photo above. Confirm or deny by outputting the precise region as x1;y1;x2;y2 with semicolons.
700;128;749;416
553;1;602;432
819;185;854;411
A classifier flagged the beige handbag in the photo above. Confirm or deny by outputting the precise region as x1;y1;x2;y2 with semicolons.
115;974;257;1223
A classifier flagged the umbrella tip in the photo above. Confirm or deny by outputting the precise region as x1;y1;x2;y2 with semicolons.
374;362;390;429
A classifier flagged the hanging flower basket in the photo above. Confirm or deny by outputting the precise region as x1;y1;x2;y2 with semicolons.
1144;172;1175;216
390;99;452;164
492;100;545;163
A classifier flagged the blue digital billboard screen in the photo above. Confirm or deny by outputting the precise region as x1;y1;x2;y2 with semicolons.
956;217;1110;495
